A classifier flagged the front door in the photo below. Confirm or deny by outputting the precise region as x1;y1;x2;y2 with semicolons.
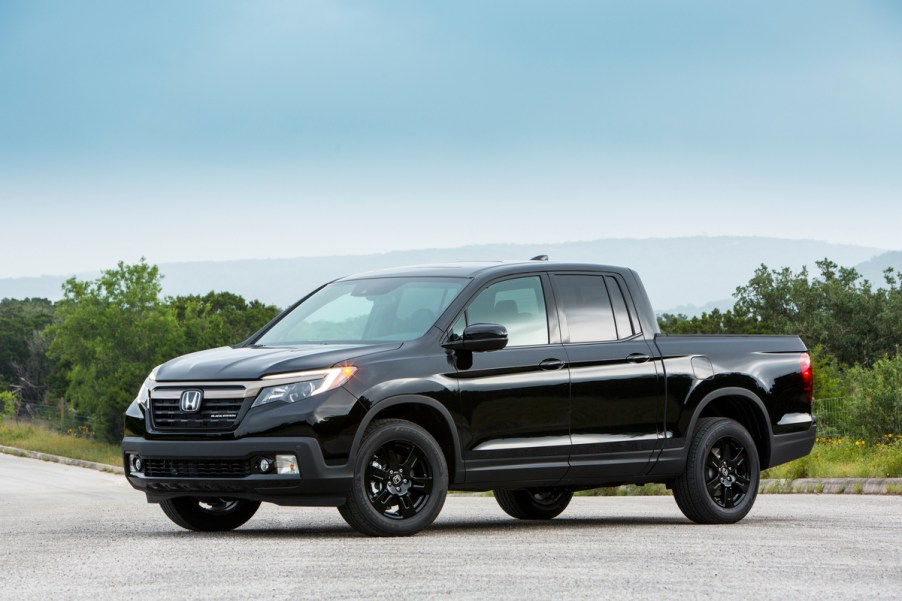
449;274;571;485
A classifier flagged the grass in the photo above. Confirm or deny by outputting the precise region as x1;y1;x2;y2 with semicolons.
0;421;121;467
576;484;671;497
762;435;902;480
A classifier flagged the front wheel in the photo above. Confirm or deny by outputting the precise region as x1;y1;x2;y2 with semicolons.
493;487;573;520
160;497;260;531
672;417;760;524
338;419;448;537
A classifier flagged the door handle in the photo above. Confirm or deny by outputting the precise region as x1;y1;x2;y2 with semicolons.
626;353;651;363
539;358;565;370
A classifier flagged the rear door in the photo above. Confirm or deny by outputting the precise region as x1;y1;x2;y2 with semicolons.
449;274;571;485
550;272;665;479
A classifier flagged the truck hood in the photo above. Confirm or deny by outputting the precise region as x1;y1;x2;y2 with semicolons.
155;343;402;381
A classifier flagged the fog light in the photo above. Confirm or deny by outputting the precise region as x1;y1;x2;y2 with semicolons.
258;457;273;473
130;455;143;473
275;454;299;475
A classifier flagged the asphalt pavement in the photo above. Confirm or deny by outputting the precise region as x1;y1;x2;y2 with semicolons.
1;452;900;600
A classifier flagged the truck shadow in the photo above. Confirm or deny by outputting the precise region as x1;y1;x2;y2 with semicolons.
146;514;790;540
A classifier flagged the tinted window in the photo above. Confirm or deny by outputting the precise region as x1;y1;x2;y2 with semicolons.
553;275;617;343
606;276;637;338
463;276;549;346
255;277;465;345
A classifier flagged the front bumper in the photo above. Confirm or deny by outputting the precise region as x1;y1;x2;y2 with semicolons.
122;436;352;506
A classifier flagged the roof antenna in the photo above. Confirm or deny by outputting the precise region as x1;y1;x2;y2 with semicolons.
530;255;549;261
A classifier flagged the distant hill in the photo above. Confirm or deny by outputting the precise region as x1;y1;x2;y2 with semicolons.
854;251;902;286
0;237;884;314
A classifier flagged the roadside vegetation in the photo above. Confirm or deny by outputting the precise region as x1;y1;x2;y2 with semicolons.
576;484;671;497
0;260;279;442
0;421;121;466
762;435;902;479
660;260;902;441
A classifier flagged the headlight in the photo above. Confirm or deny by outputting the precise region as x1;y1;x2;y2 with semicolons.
135;366;159;409
252;367;357;408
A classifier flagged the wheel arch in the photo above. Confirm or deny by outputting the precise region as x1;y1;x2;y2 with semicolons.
688;387;774;469
349;395;465;484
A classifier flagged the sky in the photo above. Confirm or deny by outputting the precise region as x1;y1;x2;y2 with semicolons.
1;0;901;279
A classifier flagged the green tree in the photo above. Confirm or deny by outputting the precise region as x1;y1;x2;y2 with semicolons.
170;291;279;350
657;307;763;335
660;259;902;367
0;298;55;387
733;260;902;365
47;260;183;442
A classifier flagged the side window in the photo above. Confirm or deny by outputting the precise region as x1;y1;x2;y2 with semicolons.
553;274;617;343
463;276;549;347
605;276;638;338
449;313;467;341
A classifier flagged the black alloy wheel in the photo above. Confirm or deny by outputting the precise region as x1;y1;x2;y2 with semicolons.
494;487;573;520
704;436;752;509
338;419;448;536
672;417;760;524
366;439;434;520
159;496;261;531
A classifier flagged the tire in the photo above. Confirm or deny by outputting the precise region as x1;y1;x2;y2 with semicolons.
494;487;573;520
673;417;760;524
159;497;260;532
338;418;448;537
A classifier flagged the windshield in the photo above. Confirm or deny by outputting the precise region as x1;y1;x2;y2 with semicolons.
255;277;467;345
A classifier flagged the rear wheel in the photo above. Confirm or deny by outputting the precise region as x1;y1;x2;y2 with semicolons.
338;419;448;537
493;487;573;520
673;417;760;524
160;497;260;531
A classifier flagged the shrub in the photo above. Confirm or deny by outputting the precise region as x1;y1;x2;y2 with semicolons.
846;355;902;439
0;390;19;423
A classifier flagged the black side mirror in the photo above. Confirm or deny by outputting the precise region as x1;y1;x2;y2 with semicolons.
442;323;509;352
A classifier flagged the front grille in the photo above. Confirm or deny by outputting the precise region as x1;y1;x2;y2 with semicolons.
144;458;252;478
150;392;246;430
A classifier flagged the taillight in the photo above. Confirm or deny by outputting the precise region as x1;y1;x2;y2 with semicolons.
800;352;813;404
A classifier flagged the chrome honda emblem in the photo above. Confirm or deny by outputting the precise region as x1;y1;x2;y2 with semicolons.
180;389;203;413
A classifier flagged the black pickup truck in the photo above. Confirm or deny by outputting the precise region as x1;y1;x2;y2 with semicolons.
123;259;816;536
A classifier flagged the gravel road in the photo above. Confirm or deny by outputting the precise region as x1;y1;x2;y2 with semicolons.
1;452;900;600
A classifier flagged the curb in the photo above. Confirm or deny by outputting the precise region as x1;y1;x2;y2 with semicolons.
760;477;902;495
0;445;124;475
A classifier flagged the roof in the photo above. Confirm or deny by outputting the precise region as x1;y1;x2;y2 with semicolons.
337;260;631;281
